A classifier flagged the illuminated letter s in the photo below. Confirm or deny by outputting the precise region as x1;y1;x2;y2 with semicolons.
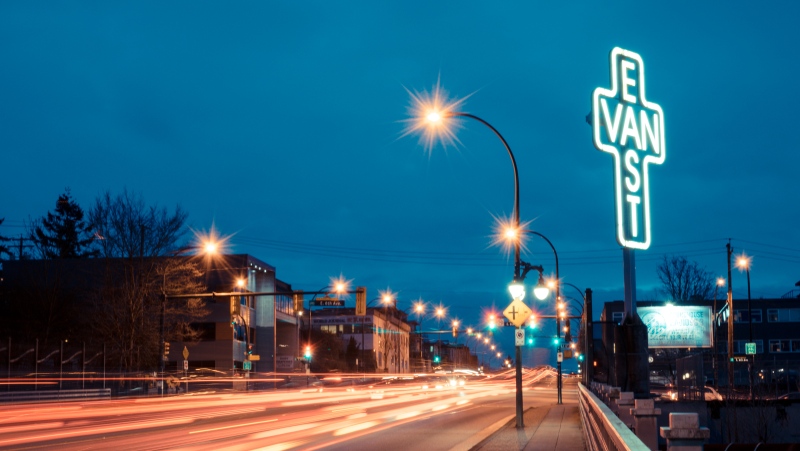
624;150;640;193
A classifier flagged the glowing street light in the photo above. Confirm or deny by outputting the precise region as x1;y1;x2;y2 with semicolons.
330;274;352;298
737;253;755;401
203;241;218;255
407;81;538;427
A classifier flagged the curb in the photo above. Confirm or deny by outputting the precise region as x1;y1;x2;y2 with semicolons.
448;414;515;451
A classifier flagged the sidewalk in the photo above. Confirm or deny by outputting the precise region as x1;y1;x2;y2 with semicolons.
468;403;585;451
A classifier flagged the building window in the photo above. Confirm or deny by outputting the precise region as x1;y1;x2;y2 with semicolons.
734;309;762;323
767;308;800;322
612;312;624;324
769;339;800;353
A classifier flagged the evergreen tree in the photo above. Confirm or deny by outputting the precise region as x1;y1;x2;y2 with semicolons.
31;188;97;259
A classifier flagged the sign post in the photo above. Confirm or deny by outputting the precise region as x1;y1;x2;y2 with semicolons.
182;347;189;393
515;329;525;346
592;47;665;397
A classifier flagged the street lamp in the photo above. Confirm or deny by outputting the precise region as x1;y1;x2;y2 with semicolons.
160;235;219;385
379;288;398;373
413;300;426;371
305;279;349;373
712;277;726;391
505;228;566;403
737;254;753;401
412;85;531;428
435;306;446;369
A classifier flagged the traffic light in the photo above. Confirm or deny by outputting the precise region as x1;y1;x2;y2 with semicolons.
355;287;367;316
304;346;312;360
293;290;304;314
488;314;496;330
433;355;440;363
247;344;253;356
164;342;170;359
564;320;572;343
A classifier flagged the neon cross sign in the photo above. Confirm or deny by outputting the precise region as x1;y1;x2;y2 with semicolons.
592;47;665;250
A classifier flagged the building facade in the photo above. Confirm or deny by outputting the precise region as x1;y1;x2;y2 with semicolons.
599;294;800;389
309;306;411;373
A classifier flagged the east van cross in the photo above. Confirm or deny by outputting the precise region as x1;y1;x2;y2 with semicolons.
592;48;665;250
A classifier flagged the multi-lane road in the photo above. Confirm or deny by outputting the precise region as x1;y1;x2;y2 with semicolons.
0;368;578;450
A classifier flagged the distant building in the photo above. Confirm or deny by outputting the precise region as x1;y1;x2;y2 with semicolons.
180;253;299;374
0;254;300;375
309;306;411;373
599;295;800;389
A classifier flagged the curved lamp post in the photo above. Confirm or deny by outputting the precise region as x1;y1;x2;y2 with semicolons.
422;106;534;428
737;255;753;401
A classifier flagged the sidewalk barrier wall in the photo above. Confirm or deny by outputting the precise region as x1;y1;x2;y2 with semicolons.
0;388;111;403
579;382;650;451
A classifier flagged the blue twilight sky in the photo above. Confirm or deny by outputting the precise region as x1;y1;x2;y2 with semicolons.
2;2;799;363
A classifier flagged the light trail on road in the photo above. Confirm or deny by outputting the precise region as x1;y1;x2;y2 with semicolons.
0;368;577;450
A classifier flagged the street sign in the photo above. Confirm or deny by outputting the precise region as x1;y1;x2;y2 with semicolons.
183;359;188;370
515;329;525;346
249;354;260;361
731;356;748;363
503;299;532;328
243;361;252;371
182;346;189;360
745;342;757;355
312;298;345;307
557;352;563;363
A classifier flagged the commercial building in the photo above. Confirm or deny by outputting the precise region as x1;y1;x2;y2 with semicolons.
307;306;411;373
174;253;299;374
0;253;301;377
598;290;800;390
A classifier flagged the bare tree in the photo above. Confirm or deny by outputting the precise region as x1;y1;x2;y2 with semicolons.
86;190;207;372
656;255;715;302
88;189;187;258
0;218;11;259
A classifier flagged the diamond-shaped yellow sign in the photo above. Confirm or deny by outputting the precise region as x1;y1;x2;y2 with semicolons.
503;299;532;328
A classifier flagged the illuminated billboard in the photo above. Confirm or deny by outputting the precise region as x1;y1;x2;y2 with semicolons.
639;306;712;348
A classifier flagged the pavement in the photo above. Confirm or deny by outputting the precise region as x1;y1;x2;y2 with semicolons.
464;403;585;451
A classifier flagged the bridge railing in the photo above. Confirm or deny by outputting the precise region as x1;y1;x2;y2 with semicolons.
578;382;650;451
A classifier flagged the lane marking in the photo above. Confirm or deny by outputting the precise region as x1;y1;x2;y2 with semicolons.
189;418;277;434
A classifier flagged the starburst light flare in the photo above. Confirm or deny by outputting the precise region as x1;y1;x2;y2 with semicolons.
401;78;471;153
379;287;396;306
192;223;232;258
491;214;532;258
330;274;353;298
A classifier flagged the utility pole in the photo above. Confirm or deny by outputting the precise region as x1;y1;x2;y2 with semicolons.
726;240;734;392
